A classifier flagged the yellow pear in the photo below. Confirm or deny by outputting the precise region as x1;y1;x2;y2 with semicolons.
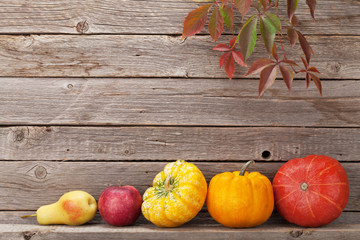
22;190;97;225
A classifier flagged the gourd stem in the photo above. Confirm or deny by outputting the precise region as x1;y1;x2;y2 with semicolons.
240;160;255;176
300;182;309;191
164;175;173;192
118;180;121;187
21;214;37;218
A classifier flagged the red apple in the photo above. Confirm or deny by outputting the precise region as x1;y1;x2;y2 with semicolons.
98;182;142;226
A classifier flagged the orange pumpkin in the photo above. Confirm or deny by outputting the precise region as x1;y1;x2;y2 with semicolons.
206;161;274;228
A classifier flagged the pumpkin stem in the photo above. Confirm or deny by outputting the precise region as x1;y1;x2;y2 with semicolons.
21;214;37;218
240;160;255;176
300;182;309;191
164;175;173;192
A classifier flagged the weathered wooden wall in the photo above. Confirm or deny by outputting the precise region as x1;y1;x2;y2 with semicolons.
0;0;359;239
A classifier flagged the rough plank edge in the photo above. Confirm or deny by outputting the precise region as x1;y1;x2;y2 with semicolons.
0;223;359;240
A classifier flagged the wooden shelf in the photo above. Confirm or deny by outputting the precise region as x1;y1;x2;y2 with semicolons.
2;222;360;240
2;212;359;240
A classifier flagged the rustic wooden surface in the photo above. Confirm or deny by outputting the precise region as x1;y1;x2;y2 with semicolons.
0;0;358;35
0;161;359;211
0;0;359;239
1;126;359;161
0;35;357;79
0;79;359;126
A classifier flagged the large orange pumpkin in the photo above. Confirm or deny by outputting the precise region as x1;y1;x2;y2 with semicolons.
273;155;349;227
206;161;274;228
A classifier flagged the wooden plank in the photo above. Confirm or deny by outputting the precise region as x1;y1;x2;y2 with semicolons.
0;161;358;211
0;35;357;79
3;211;359;225
0;78;359;126
2;126;359;162
0;0;358;35
1;223;359;240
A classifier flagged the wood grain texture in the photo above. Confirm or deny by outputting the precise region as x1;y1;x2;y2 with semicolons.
0;0;358;35
1;223;360;240
1;126;359;161
0;35;358;79
0;161;358;211
0;78;359;126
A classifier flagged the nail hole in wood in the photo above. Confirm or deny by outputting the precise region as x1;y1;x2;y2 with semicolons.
262;150;271;159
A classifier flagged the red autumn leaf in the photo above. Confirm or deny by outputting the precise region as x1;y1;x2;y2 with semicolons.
308;66;320;73
215;37;245;79
287;0;299;22
291;14;299;26
309;73;322;95
287;28;298;47
282;59;299;67
220;5;234;31
221;0;231;6
259;0;269;9
225;54;235;79
300;56;308;69
232;51;245;66
279;64;294;92
182;4;214;39
229;36;236;49
297;30;314;64
209;7;224;42
238;15;258;62
306;0;317;19
219;52;231;68
259;64;277;97
234;0;252;21
305;73;310;88
272;42;279;61
299;56;322;95
213;44;231;51
246;58;275;76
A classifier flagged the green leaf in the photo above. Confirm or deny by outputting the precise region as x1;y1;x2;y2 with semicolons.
260;15;276;54
287;0;299;22
264;12;281;32
219;5;234;31
182;3;214;39
238;15;258;62
209;7;224;42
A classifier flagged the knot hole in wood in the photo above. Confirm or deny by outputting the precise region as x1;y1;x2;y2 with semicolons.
34;165;47;179
76;20;89;33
